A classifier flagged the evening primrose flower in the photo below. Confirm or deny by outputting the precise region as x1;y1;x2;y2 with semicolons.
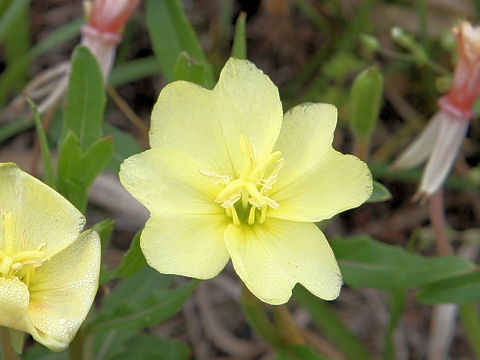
0;163;100;351
120;58;372;305
393;22;480;199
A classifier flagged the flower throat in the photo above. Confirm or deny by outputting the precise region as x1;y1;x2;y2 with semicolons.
199;136;284;226
0;211;45;286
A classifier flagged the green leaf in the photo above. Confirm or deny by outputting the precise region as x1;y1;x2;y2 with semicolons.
63;46;105;152
109;56;161;88
90;267;194;333
240;288;282;348
294;285;370;360
26;97;56;188
104;123;143;173
368;181;392;203
23;344;67;360
275;345;329;360
0;117;31;143
57;132;113;212
232;12;247;59
92;219;115;253
3;0;30;86
173;52;208;86
330;236;475;290
111;230;147;279
417;270;480;304
104;334;190;360
383;290;407;360
0;0;31;45
145;0;214;88
349;66;383;141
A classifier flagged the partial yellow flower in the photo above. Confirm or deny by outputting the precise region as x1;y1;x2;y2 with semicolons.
0;163;100;351
119;58;372;305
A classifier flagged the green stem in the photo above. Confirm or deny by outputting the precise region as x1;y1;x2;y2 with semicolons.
0;328;19;360
460;304;480;360
69;330;86;360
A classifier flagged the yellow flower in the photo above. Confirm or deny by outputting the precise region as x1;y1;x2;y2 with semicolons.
0;163;100;351
120;58;372;305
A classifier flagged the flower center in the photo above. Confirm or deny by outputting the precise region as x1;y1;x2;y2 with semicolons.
199;136;284;226
0;210;45;286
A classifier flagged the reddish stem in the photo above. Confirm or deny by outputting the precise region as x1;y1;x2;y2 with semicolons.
428;188;453;255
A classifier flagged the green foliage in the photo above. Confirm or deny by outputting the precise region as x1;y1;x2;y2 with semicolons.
173;52;211;87
368;181;392;203
110;230;147;279
294;285;370;360
232;12;247;59
349;66;383;141
330;236;474;290
275;345;329;360
89;267;196;334
63;46;105;152
417;270;480;304
57;132;113;212
104;123;143;173
145;0;214;87
103;334;190;360
109;56;161;88
26;97;55;188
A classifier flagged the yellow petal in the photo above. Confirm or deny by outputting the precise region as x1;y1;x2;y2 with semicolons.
0;277;35;335
0;163;85;258
141;214;229;279
214;58;283;175
149;80;234;176
28;230;100;351
225;219;342;305
270;149;372;222
119;149;223;216
273;103;337;187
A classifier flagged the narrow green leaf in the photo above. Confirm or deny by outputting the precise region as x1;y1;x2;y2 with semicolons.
26;97;56;188
0;0;31;45
4;0;30;86
417;270;480;304
82;137;114;184
383;290;407;360
145;0;214;87
0;118;31;143
173;52;208;86
63;46;105;151
368;181;392;203
459;303;480;359
294;285;370;360
111;230;147;279
240;288;283;348
92;219;115;253
275;345;329;360
349;66;383;141
232;12;247;59
8;329;24;355
331;236;475;290
109;56;161;88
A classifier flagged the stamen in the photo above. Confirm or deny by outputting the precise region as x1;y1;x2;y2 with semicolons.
248;206;256;225
231;206;240;226
259;208;267;224
219;193;241;208
197;168;231;185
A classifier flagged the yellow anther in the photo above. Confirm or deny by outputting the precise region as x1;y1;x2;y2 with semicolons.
219;193;241;208
231;206;240;226
240;136;256;171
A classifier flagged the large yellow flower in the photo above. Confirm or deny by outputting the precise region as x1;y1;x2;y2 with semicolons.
120;58;372;305
0;163;100;351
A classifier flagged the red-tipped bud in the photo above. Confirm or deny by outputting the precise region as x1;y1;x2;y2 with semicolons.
445;22;480;116
88;0;141;35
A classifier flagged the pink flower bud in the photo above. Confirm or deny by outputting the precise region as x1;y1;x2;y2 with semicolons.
88;0;141;35
444;22;480;117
